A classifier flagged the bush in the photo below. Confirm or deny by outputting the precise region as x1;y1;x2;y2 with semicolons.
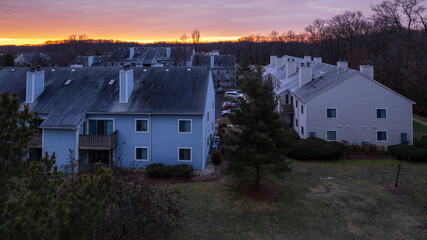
211;150;221;165
170;164;194;178
388;144;427;162
288;137;345;160
145;163;168;178
414;135;427;148
146;163;193;178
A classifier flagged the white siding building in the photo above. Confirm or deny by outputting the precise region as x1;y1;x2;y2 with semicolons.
263;55;414;146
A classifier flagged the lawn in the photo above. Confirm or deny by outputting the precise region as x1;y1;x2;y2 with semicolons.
162;159;427;240
414;120;427;140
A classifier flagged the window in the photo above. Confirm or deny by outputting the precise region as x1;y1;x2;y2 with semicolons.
327;131;337;141
178;148;191;161
135;147;148;161
135;119;148;132
377;131;387;141
178;119;192;133
207;112;209;122
301;105;304;114
285;95;289;104
295;99;298;108
295;119;298;127
326;108;337;119
301;126;304;135
88;119;113;135
212;101;214;109
376;109;386;119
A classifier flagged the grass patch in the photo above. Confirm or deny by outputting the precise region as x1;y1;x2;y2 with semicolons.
160;160;427;240
414;120;427;140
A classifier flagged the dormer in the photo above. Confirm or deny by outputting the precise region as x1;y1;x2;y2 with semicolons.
26;66;44;103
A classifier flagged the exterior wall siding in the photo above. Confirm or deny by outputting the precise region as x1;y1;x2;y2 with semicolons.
43;129;77;169
203;73;216;168
306;74;413;146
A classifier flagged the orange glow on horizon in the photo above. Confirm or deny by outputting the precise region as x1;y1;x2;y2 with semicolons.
0;36;243;46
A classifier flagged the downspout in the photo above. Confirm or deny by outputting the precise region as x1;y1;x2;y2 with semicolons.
149;114;152;164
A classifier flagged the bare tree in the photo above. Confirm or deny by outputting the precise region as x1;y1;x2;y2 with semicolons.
191;29;201;43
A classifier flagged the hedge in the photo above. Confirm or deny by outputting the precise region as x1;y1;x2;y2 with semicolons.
288;137;345;160
388;144;427;162
145;163;194;178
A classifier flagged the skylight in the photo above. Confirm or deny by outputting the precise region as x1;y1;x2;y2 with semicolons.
64;80;72;85
108;80;115;85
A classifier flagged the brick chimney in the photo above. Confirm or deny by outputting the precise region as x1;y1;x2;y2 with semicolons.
26;66;44;103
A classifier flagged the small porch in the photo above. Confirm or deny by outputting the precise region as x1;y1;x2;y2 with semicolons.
78;131;117;173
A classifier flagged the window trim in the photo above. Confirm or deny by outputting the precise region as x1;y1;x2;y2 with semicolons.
178;119;192;134
376;108;387;119
301;105;304;114
326;107;337;119
135;146;149;161
86;118;115;135
301;126;304;135
135;118;149;133
376;130;388;142
326;130;338;141
178;147;192;162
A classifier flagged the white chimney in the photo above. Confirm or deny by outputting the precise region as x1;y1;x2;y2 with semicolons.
299;62;312;88
270;56;277;66
286;59;296;78
210;55;215;67
337;59;348;69
313;57;322;63
119;66;134;103
166;47;171;58
360;65;374;79
87;56;94;67
304;55;312;61
129;47;135;59
26;67;44;103
276;57;283;71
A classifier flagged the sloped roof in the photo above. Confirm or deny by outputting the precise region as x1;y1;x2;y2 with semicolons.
0;67;211;128
193;54;236;68
264;56;415;104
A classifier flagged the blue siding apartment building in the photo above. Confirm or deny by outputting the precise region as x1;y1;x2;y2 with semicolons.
0;66;215;170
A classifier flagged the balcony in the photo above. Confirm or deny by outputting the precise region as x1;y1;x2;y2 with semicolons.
281;104;294;113
79;131;118;150
78;163;110;174
29;132;42;148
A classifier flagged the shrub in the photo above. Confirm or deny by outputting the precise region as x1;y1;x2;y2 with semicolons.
388;144;427;162
211;150;221;165
146;163;193;178
170;164;194;178
288;137;345;160
414;135;427;148
145;163;168;178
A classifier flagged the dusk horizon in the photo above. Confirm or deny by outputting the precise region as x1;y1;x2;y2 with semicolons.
0;0;386;45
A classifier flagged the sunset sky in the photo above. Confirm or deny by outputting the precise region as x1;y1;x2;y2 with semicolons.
0;0;385;45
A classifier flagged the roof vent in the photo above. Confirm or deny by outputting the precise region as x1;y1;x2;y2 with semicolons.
165;69;169;72
64;80;72;85
187;68;191;71
108;80;115;85
51;69;55;72
143;68;147;72
71;69;75;72
11;69;15;72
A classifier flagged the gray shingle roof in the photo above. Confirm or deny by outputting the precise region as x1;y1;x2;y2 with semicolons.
264;56;414;104
0;67;211;128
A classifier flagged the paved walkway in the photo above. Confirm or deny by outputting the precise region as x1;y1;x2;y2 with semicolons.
414;116;427;126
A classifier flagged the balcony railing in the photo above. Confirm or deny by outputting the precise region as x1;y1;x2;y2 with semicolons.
281;104;294;113
79;131;118;150
29;132;42;148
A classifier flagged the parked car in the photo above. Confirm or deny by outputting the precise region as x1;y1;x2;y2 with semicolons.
222;101;236;110
216;87;224;93
224;91;243;99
